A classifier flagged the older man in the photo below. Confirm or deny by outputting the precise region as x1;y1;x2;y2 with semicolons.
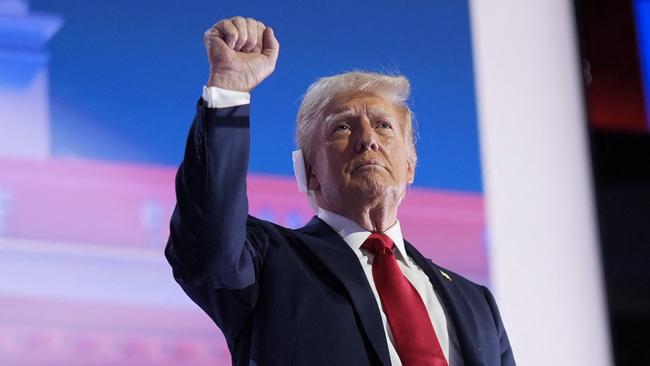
165;16;515;366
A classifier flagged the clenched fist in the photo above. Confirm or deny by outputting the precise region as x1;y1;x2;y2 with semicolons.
204;16;280;92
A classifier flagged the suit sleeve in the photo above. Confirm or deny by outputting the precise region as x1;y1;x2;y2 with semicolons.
165;101;268;291
482;286;516;365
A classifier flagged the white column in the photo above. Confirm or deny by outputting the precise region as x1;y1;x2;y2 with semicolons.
0;0;62;158
469;1;612;365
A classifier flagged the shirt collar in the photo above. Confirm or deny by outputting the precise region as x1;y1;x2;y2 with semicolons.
317;208;411;267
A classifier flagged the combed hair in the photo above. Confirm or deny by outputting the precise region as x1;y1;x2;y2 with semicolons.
295;71;417;167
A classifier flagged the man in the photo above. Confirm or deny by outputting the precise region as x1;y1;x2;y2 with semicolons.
165;16;515;366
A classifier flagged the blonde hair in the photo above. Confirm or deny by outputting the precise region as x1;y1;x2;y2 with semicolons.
296;71;417;167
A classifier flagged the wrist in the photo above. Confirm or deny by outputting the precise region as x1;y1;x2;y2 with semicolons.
207;70;252;93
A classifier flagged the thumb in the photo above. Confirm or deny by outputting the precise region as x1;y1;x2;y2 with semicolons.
262;27;280;62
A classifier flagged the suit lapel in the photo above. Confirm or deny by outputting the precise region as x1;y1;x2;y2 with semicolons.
297;217;392;366
404;240;485;366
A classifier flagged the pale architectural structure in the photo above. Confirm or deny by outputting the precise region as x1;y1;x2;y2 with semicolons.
0;0;61;158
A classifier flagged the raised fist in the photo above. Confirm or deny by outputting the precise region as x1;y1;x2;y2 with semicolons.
204;17;280;92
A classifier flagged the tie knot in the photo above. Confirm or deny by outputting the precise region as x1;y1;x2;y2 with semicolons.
360;233;394;256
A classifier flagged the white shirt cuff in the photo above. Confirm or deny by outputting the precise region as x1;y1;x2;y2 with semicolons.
202;86;251;108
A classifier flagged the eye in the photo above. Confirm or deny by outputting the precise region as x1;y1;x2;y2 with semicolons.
376;121;392;129
334;123;351;132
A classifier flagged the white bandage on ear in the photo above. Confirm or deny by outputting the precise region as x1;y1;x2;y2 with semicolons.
292;150;309;193
292;149;318;212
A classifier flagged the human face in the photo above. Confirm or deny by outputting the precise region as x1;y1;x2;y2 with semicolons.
308;91;415;211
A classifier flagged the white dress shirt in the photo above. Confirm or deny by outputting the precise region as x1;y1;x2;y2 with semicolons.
202;85;250;108
316;208;450;365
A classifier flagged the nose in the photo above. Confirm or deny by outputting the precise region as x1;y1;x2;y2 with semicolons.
355;118;379;153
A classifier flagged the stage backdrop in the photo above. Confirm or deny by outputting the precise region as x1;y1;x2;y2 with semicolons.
0;1;484;365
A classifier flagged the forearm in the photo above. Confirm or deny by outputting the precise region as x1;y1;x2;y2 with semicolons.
165;102;258;289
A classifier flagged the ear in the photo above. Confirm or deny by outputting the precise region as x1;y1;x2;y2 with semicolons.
307;163;321;191
406;159;415;184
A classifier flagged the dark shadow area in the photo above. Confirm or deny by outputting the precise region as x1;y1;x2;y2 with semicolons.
575;0;650;364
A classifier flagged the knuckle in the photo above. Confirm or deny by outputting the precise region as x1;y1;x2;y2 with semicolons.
215;20;228;29
236;34;248;45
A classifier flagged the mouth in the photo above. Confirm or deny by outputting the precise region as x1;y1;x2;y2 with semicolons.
352;159;385;173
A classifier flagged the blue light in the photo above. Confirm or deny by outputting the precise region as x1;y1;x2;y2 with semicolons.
635;0;650;131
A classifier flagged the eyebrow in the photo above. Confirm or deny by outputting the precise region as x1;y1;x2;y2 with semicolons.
324;105;394;127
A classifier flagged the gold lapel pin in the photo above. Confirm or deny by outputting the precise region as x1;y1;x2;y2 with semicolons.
440;270;452;282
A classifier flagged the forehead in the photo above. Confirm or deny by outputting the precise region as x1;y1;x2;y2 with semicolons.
324;91;403;118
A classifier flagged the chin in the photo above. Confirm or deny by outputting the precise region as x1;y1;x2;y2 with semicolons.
355;175;409;202
353;178;392;199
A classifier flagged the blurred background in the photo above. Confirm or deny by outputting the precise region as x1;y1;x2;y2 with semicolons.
0;0;647;365
575;0;650;364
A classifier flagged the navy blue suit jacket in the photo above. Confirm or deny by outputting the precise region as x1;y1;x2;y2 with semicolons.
165;102;515;366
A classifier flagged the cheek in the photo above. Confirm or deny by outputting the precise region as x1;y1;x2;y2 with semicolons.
386;143;411;173
327;136;351;151
382;138;404;157
324;141;351;165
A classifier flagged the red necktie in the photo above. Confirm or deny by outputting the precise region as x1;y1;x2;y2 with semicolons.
361;233;448;366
